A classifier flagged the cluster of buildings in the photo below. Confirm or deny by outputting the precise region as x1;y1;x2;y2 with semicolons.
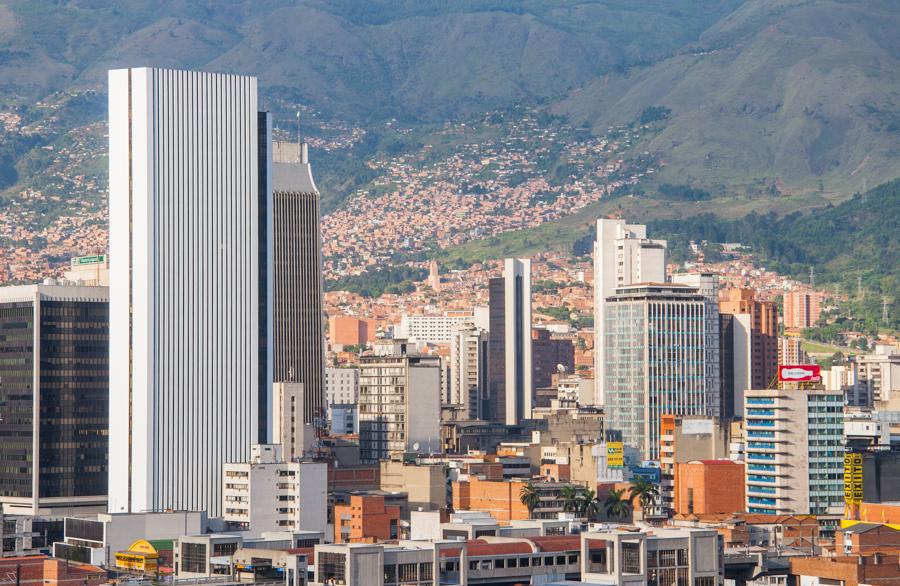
2;64;900;586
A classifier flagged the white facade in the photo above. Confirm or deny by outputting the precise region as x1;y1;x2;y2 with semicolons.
449;325;487;419
593;219;667;406
504;258;532;424
325;367;359;405
108;68;270;516
397;314;474;345
223;444;327;536
273;383;317;461
855;347;900;410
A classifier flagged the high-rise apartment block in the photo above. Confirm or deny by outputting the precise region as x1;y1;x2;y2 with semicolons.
108;67;271;515
744;386;844;515
0;284;108;515
779;336;810;367
448;325;488;420
783;290;824;330
605;284;709;460
222;444;327;536
488;258;532;425
272;141;325;426
854;346;900;410
719;288;778;419
593;219;667;406
358;352;442;463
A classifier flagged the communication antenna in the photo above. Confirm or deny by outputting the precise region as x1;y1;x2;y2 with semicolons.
857;275;864;299
862;178;868;203
809;266;814;288
884;298;890;325
296;110;302;148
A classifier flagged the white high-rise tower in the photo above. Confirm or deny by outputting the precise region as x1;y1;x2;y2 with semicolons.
107;68;272;515
593;219;667;406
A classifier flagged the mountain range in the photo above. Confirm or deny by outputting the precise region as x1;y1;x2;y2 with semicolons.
0;0;898;245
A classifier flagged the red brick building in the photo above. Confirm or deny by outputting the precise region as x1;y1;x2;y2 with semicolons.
333;494;401;544
674;460;745;515
0;557;106;586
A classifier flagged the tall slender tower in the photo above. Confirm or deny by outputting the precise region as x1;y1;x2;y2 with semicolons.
593;219;667;406
107;68;272;515
271;140;325;428
487;258;532;425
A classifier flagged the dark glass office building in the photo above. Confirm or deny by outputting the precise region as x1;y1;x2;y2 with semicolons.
0;284;108;514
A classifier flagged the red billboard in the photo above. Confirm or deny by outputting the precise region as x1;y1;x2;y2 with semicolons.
778;364;821;382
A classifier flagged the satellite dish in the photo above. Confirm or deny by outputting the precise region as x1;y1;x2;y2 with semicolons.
413;442;421;451
557;364;566;373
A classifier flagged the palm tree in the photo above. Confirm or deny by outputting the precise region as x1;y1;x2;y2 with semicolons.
579;488;601;521
561;486;580;513
520;482;541;517
629;476;660;510
604;488;631;520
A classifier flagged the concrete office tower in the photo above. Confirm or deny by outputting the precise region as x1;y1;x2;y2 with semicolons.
672;273;721;419
272;141;325;426
744;386;844;515
449;325;488;420
358;351;442;463
593;219;667;406
0;284;109;515
222;444;327;536
108;68;272;516
488;258;533;425
604;284;708;460
719;288;778;419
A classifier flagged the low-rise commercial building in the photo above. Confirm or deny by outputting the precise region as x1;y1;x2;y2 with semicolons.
580;526;723;586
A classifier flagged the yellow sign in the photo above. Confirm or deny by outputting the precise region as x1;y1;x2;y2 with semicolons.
607;442;624;468
115;540;159;573
844;453;863;504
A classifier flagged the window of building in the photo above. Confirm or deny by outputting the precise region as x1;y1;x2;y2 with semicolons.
398;563;417;582
695;577;716;586
622;542;641;574
383;564;396;584
495;559;505;569
181;543;207;574
419;562;432;580
520;557;530;567
213;542;237;557
318;553;346;585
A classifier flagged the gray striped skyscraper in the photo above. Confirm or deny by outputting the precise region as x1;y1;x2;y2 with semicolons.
271;141;325;434
107;68;272;515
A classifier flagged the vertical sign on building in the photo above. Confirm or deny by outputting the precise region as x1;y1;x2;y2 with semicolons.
843;453;863;504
